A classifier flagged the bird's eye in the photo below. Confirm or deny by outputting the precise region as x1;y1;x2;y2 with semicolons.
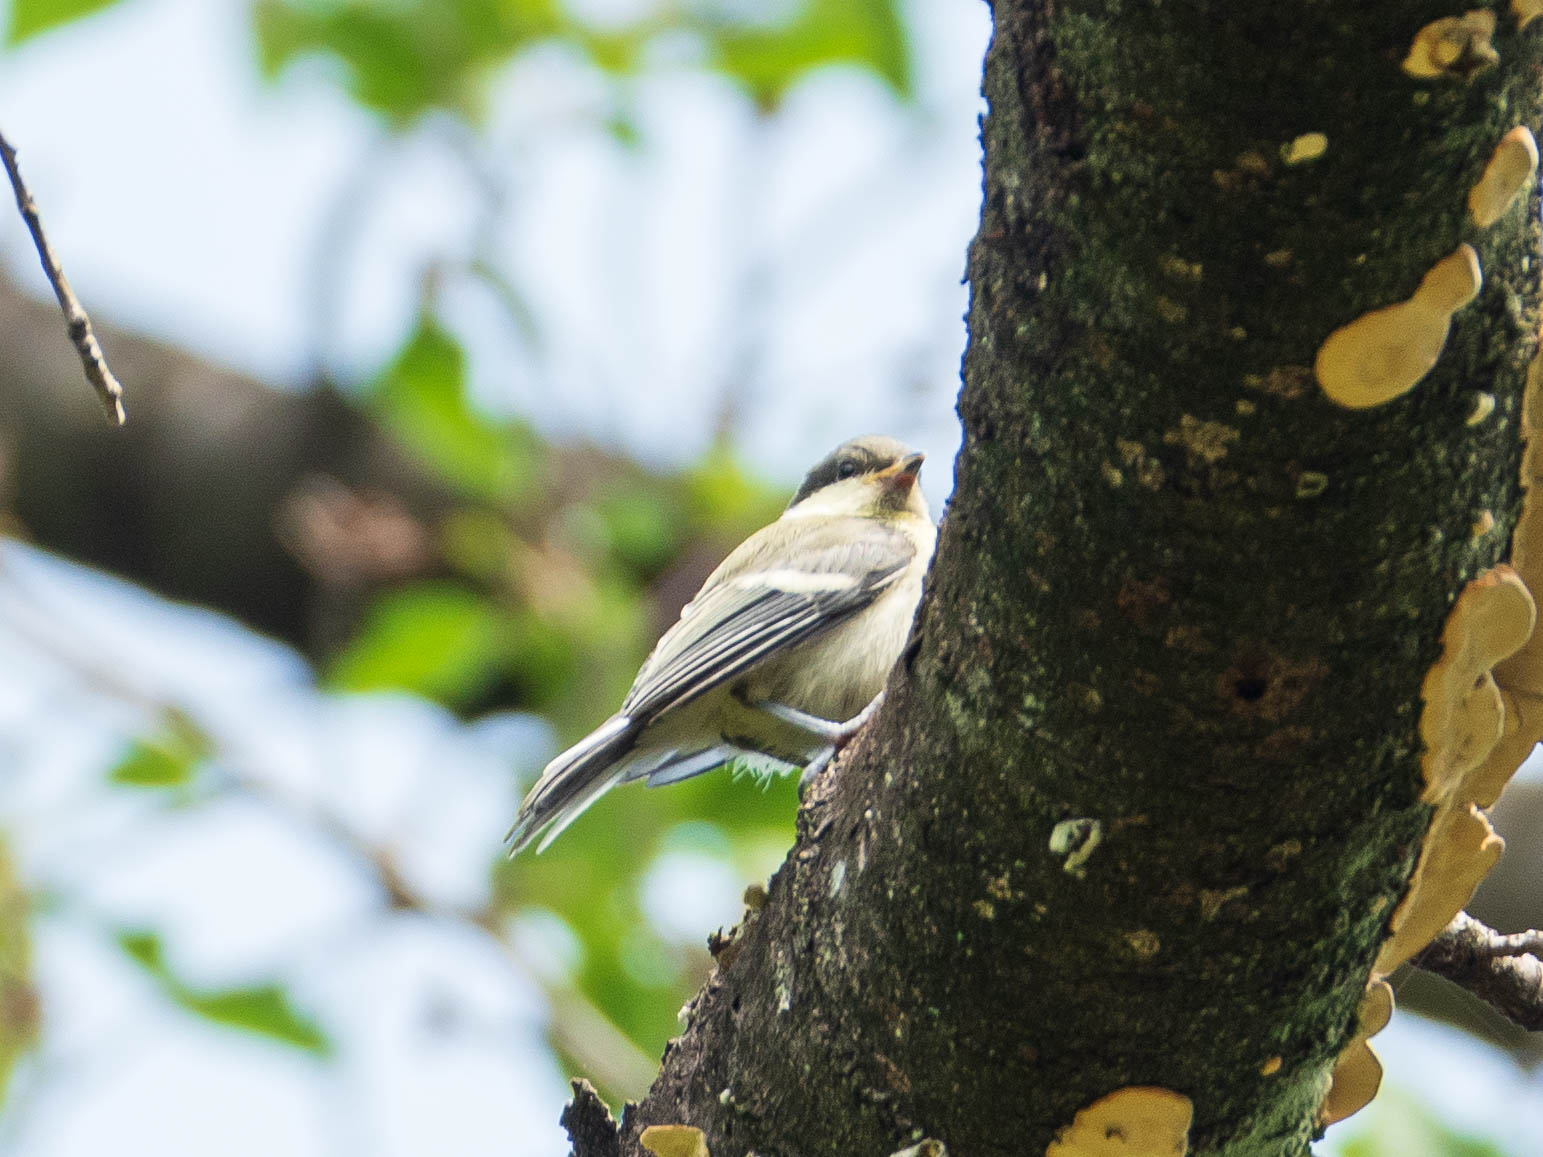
836;459;860;480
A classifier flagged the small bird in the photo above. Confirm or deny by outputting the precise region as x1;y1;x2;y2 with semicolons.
507;435;935;853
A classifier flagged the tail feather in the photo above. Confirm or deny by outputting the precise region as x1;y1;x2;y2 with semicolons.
644;746;736;787
507;714;639;853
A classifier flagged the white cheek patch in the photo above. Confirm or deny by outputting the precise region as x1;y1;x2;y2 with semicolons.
731;569;859;594
783;478;873;518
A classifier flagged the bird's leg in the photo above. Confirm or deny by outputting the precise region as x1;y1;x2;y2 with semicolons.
751;693;887;790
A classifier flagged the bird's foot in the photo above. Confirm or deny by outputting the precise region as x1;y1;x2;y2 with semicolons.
762;692;885;793
756;691;885;744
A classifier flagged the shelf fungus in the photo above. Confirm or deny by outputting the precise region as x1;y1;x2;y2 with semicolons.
1402;11;1499;79
640;1124;710;1157
1282;132;1328;165
1494;347;1543;701
1045;1087;1192;1157
1468;127;1538;228
1458;344;1543;870
1417;566;1534;804
1314;246;1481;409
1376;804;1504;974
1319;981;1394;1127
1373;567;1535;974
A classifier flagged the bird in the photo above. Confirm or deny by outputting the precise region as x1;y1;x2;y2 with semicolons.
507;435;935;853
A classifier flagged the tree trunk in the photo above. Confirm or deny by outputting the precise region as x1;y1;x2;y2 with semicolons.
582;3;1543;1155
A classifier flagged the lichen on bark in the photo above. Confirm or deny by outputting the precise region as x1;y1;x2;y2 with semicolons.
573;4;1543;1156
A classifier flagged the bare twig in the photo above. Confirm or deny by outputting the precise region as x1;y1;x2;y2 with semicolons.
1413;911;1543;1032
1471;927;1543;959
0;128;125;424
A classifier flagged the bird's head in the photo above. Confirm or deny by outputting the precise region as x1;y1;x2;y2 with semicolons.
786;435;929;521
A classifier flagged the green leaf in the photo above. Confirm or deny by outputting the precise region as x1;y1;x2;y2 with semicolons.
368;321;536;503
253;0;914;121
597;492;681;576
711;0;912;108
182;986;331;1055
109;741;195;788
328;582;506;702
685;446;785;534
108;717;210;789
252;0;565;122
115;930;330;1055
7;0;123;45
115;930;166;974
253;1;457;120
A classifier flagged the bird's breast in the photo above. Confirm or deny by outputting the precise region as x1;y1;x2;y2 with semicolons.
737;573;924;721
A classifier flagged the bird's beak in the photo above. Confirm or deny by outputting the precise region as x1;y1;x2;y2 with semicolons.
878;451;925;493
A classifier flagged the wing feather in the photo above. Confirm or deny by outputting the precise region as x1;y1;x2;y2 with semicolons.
619;516;914;722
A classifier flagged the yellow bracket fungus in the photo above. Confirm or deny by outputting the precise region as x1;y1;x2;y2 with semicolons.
1418;566;1534;803
1468;127;1538;228
1315;246;1482;409
1449;344;1543;881
1402;11;1499;79
1480;687;1543;805
1494;348;1543;698
1046;1087;1192;1157
1376;804;1503;974
1375;567;1534;975
1464;351;1543;808
641;1125;711;1157
1319;981;1394;1127
1282;133;1328;165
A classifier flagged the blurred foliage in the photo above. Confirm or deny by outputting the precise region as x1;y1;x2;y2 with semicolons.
106;710;211;790
367;320;538;505
0;844;38;1111
339;316;786;723
1338;1090;1517;1157
252;0;912;124
4;0;122;45
496;773;798;1051
326;307;796;1082
5;0;886;1098
330;580;509;701
116;930;331;1056
713;0;908;108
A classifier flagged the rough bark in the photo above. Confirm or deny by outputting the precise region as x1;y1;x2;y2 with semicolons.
1414;912;1543;1032
579;4;1543;1156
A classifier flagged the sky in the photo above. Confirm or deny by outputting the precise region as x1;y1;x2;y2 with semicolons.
1;1;1541;1155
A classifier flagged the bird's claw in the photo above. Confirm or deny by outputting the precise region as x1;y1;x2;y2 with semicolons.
796;691;886;793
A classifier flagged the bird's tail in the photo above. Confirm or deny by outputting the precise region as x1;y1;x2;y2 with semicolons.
506;714;639;854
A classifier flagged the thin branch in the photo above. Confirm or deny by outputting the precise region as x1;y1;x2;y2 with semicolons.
0;128;125;424
1471;927;1543;959
1413;911;1543;1032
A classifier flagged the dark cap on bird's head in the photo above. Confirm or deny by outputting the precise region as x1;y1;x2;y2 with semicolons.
788;435;926;511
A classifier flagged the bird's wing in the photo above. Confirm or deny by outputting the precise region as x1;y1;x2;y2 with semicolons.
619;515;915;722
